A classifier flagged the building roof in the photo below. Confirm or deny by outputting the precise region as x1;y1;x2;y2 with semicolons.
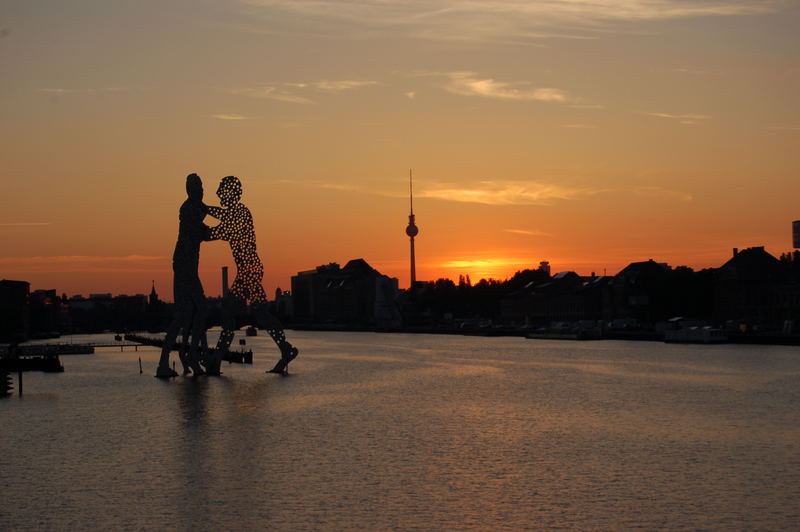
718;246;787;282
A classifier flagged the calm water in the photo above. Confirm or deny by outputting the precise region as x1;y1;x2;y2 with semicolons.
2;331;799;530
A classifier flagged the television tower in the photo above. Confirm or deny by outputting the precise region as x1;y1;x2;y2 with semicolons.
405;169;419;287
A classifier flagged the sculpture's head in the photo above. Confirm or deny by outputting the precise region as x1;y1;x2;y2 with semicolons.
186;173;203;201
217;175;242;207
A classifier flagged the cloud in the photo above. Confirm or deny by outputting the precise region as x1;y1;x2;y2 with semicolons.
0;255;164;264
0;255;167;274
37;87;128;94
504;229;553;237
644;111;709;125
563;123;597;129
442;71;568;102
299;178;599;206
405;91;416;99
229;86;313;104
767;125;800;131
0;222;50;227
312;80;378;91
212;113;251;120
418;180;601;205
673;67;712;75
230;79;377;104
239;1;782;42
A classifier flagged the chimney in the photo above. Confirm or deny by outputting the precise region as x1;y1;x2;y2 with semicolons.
733;248;738;258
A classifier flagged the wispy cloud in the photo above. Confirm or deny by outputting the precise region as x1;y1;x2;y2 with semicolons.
563;123;597;129
212;113;251;120
0;255;167;274
418;180;601;205
230;79;378;104
312;80;378;91
240;1;781;42
767;125;800;131
0;255;163;264
673;67;712;75
296;178;600;206
405;91;416;99
304;178;690;206
644;111;709;125
0;222;50;227
230;86;313;104
37;87;128;94
505;229;553;237
442;71;568;102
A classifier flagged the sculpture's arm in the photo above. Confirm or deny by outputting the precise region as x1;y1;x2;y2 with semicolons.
208;218;231;242
207;205;225;219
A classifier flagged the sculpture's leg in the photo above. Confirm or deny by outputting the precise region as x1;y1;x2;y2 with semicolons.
204;296;236;376
186;303;207;376
255;306;298;374
265;328;298;375
156;319;181;378
177;328;192;375
180;275;208;376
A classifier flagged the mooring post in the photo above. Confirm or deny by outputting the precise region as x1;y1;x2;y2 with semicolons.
138;357;143;374
18;370;22;396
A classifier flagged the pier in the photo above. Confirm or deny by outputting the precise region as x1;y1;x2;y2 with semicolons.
124;334;253;364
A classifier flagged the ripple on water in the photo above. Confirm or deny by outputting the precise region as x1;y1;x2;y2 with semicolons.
1;332;799;530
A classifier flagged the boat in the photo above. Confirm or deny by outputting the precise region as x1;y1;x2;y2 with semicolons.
664;327;728;344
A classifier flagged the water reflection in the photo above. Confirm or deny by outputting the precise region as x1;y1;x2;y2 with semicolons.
174;376;213;527
2;333;799;530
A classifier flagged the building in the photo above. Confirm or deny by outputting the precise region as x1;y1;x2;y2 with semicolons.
0;279;30;342
292;259;400;326
714;246;795;330
29;289;71;336
599;259;672;325
501;272;609;326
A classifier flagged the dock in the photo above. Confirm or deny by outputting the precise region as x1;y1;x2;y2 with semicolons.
124;334;253;364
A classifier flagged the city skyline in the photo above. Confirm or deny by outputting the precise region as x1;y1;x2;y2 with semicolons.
2;1;799;297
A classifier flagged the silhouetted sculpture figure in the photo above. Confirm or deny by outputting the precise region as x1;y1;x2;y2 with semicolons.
204;176;298;375
156;174;210;378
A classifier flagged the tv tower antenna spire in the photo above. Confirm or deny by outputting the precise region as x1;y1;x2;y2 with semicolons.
405;169;419;287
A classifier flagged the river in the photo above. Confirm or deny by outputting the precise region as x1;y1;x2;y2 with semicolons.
2;331;799;530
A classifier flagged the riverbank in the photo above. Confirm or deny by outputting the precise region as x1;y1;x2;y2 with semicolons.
287;323;800;345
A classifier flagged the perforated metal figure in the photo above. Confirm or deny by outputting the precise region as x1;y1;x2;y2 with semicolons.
205;175;298;375
156;173;210;378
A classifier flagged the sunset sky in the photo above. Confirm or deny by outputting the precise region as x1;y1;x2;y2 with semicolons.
2;0;799;299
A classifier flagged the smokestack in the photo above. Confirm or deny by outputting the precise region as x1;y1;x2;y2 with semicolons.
793;221;800;249
222;266;229;297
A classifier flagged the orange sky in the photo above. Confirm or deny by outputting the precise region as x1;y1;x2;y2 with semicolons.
1;1;799;299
